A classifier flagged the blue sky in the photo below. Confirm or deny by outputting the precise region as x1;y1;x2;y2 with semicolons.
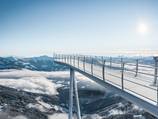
0;0;158;56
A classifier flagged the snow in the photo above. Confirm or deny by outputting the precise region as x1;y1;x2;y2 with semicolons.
0;105;3;111
48;113;68;119
27;101;51;112
12;116;28;119
132;104;141;110
0;112;27;119
82;114;102;119
133;115;144;118
49;113;101;119
27;96;63;113
109;109;124;116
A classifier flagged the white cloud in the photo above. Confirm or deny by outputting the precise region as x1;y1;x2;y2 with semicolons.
0;70;58;95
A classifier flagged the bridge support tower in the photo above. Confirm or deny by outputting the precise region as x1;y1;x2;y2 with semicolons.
69;68;82;119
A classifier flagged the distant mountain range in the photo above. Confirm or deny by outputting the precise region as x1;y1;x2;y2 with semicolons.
0;56;68;71
0;55;155;71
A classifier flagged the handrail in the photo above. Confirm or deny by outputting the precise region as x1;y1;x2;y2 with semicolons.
54;54;158;106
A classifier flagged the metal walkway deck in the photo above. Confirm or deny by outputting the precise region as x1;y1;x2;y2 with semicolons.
54;54;158;118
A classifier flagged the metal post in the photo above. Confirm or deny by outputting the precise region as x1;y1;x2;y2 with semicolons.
110;57;112;68
78;56;79;68
121;57;123;63
155;58;158;106
120;57;123;70
135;59;139;77
153;57;158;85
57;55;60;61
64;56;66;63
66;56;68;63
73;72;82;119
102;60;106;81
91;58;93;75
67;56;69;64
70;56;72;65
83;56;85;71
157;84;158;106
53;52;55;60
73;56;75;66
101;56;104;63
121;62;125;90
69;68;74;119
62;55;63;62
68;56;69;64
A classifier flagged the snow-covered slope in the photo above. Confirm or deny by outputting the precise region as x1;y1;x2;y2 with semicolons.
0;56;68;71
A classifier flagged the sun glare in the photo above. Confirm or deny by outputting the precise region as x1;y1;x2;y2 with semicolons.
137;22;148;34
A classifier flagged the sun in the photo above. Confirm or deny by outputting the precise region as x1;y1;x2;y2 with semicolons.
137;22;148;34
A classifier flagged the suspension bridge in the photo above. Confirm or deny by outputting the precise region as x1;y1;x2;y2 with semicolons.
54;54;158;119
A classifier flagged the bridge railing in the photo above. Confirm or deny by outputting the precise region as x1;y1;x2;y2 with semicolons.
54;54;158;106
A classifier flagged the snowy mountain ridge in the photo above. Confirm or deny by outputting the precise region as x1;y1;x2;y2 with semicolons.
0;56;68;71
